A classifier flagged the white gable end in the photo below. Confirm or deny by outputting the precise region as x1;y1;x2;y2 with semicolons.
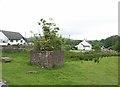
0;32;8;41
0;32;9;45
75;40;92;50
80;40;91;47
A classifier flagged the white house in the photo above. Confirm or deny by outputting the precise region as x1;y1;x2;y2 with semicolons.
0;30;26;45
75;39;92;50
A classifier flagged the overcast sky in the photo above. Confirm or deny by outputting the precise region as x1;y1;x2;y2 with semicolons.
0;0;119;40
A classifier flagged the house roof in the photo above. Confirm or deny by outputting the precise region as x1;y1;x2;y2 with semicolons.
79;40;91;47
81;43;90;47
0;30;25;40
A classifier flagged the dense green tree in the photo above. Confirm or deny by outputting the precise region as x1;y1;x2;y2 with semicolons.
89;35;119;51
102;35;120;51
93;44;101;51
63;38;81;50
89;40;103;50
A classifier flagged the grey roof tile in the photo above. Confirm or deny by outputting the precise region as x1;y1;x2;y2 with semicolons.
0;30;25;40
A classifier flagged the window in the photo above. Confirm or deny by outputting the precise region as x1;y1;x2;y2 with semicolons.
10;40;13;42
8;43;10;45
21;40;23;43
3;41;6;43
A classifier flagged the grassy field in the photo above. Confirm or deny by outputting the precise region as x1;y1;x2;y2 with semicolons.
1;52;118;85
0;62;2;79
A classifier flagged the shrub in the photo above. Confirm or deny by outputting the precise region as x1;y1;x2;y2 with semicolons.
32;18;63;51
64;50;119;62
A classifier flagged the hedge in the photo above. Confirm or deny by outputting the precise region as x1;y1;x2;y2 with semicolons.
64;50;119;62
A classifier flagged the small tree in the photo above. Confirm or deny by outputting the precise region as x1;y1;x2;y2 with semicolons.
33;18;63;51
93;45;101;51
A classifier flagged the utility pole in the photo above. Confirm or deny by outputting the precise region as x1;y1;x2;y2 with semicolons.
69;35;70;40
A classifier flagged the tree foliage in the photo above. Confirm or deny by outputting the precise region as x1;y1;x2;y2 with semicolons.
90;35;120;52
89;40;103;51
102;35;120;51
62;38;81;50
33;18;63;51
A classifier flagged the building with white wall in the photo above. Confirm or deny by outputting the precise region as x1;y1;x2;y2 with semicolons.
0;30;26;45
75;39;92;50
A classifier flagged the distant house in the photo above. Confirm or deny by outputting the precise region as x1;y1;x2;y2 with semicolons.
101;46;105;50
0;30;26;45
75;39;92;50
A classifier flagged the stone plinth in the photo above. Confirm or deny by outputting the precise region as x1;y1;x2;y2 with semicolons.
30;51;64;68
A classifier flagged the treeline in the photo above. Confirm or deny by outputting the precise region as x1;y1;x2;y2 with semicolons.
27;37;81;50
89;35;120;52
27;35;120;51
61;38;81;50
63;35;120;51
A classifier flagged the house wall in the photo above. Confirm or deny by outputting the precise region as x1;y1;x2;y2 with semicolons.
77;43;84;50
84;47;92;50
8;39;26;45
76;43;92;50
0;31;26;45
0;32;9;45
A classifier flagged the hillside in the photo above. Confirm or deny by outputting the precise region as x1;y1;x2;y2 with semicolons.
89;35;119;51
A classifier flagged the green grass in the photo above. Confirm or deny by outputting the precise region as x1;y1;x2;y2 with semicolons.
0;62;2;79
2;52;118;85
